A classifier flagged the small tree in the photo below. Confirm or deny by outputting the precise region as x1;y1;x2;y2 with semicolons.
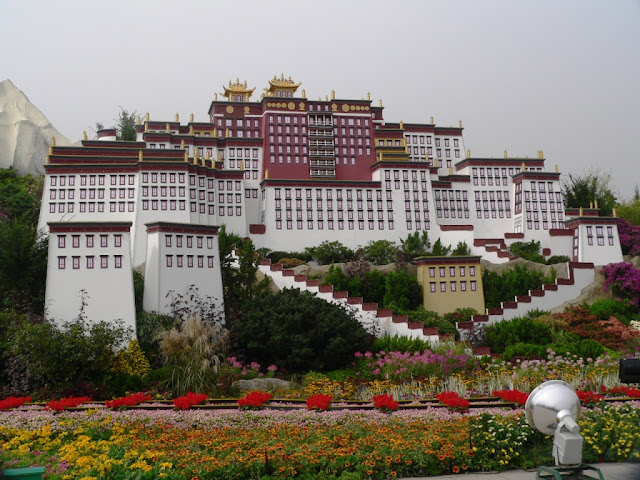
305;240;355;265
400;231;431;259
362;239;398;265
116;108;137;141
562;169;617;216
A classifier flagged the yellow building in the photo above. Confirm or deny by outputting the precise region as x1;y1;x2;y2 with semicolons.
416;256;485;315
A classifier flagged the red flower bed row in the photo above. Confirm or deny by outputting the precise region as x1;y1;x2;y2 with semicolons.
237;390;273;410
172;392;208;410
372;394;399;412
493;389;529;406
106;392;152;410
576;390;604;405
602;385;640;398
0;396;32;411
306;394;333;411
436;391;470;412
46;396;92;412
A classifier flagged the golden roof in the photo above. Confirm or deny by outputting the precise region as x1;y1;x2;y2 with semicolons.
264;73;301;96
222;78;255;99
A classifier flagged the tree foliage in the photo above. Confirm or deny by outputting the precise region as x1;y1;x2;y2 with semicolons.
362;239;398;265
482;265;556;309
400;231;431;259
231;289;372;372
562;169;617;216
305;240;355;265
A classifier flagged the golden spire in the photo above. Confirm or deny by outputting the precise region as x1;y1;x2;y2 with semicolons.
175;113;179;122
145;112;149;122
218;151;222;162
367;92;371;101
144;123;148;133
194;147;198;162
181;139;185;149
211;158;216;170
467;149;470;158
379;99;383;107
595;199;599;209
579;206;584;216
205;149;210;160
225;128;230;138
301;89;306;98
83;130;87;141
214;93;218;101
405;145;409;154
449;166;453;175
521;162;526;172
212;128;217;138
399;120;404;129
190;113;194;123
139;150;143;162
459;120;462;128
265;168;270;179
331;90;335;100
136;115;141;125
325;95;328;101
430;116;434;124
590;201;594;209
555;164;559;173
434;158;438;168
189;125;194;135
51;136;56;147
201;156;206;167
184;149;188;162
239;159;244;170
166;123;170;133
504;150;508;159
613;207;617;217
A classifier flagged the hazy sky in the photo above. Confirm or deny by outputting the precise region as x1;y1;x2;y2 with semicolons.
1;0;638;198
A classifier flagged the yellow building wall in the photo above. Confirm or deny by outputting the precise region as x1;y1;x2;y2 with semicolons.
417;262;485;316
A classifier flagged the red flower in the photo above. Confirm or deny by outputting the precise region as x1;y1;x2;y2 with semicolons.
0;396;32;411
237;390;273;410
576;390;604;405
493;389;529;406
436;391;470;412
372;394;399;412
306;394;332;412
45;396;92;412
172;392;208;410
106;392;152;410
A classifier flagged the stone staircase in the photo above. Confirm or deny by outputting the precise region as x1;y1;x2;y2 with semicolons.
472;238;515;264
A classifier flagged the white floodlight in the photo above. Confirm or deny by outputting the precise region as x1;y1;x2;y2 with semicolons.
525;380;605;479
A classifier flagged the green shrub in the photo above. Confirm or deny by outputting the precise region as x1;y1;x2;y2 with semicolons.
266;250;313;263
546;255;571;265
362;239;398;265
371;334;436;354
383;267;423;311
509;241;545;263
231;289;372;372
405;307;457;335
586;298;636;325
548;339;605;361
362;269;387;305
136;311;175;369
431;238;452;256
400;231;431;259
451;241;471;256
323;264;348;291
484;316;553;354
443;307;477;324
277;257;307;268
305;241;355;265
503;343;547;361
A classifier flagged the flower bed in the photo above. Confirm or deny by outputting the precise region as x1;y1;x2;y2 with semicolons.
1;403;639;479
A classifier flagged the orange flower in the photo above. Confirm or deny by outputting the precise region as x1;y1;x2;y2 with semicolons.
438;454;445;461
452;466;460;473
391;472;397;477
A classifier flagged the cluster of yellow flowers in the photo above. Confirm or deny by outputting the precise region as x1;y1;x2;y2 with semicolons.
111;340;151;377
302;376;355;400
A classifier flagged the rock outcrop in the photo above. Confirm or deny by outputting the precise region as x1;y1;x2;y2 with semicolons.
0;79;77;175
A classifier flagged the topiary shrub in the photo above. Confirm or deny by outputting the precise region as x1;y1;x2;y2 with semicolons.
231;289;373;372
546;255;571;265
484;316;553;354
509;240;545;263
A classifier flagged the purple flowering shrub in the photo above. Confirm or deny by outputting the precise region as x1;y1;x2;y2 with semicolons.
616;219;640;257
601;262;640;309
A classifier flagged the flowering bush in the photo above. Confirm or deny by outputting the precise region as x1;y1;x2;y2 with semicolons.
602;262;640;309
602;386;640;398
105;392;152;410
0;396;32;411
172;392;207;410
110;339;151;376
306;394;333;411
436;391;470;412
237;390;273;410
493;389;529;406
616;218;640;257
372;393;399;412
45;396;92;412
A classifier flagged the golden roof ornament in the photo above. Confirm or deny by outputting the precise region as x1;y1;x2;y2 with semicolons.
430;116;434;124
521;162;526;172
201;157;206;167
595;199;599;209
136;115;141;125
184;149;188;162
301;89;306;98
145;112;149;122
51;136;56;147
579;206;584;216
205;149;210;160
139;150;143;162
405;145;409;154
144;123;148;133
189;125;194;135
467;149;471;158
379;99;383;107
166;123;170;133
449;166;453;175
504;150;508;159
590;201;594;209
325;95;328;101
367;92;371;101
218;151;222;161
83;130;88;141
266;74;301;97
190;113;194;123
181;139;185;149
194;148;198;161
555;164;559;173
459;120;462;128
399;120;404;129
225;128;230;138
613;207;617;217
265;168;269;179
175;113;179;122
434;158;438;168
239;160;244;170
222;79;256;101
214;93;218;101
212;128;217;137
331;90;335;100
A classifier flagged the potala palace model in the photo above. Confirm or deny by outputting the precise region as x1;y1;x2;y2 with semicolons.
38;76;623;336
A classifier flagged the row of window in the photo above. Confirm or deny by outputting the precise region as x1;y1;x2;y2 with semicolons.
165;255;215;268
276;210;396;221
58;234;122;249
50;175;136;187
58;255;122;269
586;226;615;246
429;281;477;293
164;235;215;249
50;188;136;200
273;219;432;232
49;202;135;214
406;136;460;147
428;266;477;278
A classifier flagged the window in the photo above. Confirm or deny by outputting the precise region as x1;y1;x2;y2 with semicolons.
114;255;122;268
100;235;108;247
166;255;173;267
166;235;172;247
72;256;80;269
100;256;108;268
58;257;65;269
58;236;66;248
469;266;476;276
450;281;456;292
459;266;466;277
449;267;456;277
86;256;94;269
440;282;446;292
114;235;122;247
429;267;435;277
430;282;436;292
439;267;445;277
470;281;477;291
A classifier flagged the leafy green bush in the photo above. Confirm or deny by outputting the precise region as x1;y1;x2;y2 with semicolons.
548;339;605;361
136;311;175;369
383;267;423;311
276;257;307;268
509;241;545;263
585;298;637;325
403;307;457;335
503;343;547;361
362;269;387;305
305;241;355;265
451;241;471;256
231;289;372;372
443;307;477;324
484;316;553;354
546;255;571;265
371;334;436;354
362;239;398;265
482;265;556;309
